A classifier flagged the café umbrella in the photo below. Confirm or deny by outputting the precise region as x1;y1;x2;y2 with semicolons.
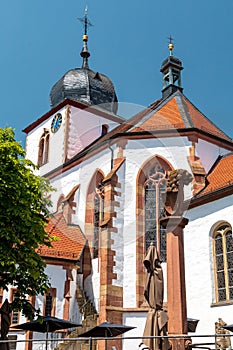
11;315;81;350
79;321;135;350
142;243;168;350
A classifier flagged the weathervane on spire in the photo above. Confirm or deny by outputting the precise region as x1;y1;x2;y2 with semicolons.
168;35;174;56
78;6;93;69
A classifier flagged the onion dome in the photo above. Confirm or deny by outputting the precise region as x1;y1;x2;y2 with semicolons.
50;68;118;114
49;7;118;114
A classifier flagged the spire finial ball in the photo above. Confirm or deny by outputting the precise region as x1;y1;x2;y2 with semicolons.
168;43;174;51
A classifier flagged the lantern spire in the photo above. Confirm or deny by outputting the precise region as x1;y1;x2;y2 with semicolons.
160;36;184;99
78;6;93;69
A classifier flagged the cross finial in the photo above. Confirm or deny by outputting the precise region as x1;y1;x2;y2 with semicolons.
78;6;93;37
167;35;174;55
168;35;174;45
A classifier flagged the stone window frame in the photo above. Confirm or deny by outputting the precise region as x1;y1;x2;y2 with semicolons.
136;155;173;306
38;129;50;166
213;222;233;303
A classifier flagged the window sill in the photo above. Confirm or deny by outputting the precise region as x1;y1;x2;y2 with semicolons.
211;300;233;307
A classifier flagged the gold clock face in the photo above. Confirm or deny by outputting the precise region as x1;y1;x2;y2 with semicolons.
51;113;62;133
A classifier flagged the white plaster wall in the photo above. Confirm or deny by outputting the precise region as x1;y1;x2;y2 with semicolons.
122;312;147;350
43;265;66;318
185;195;233;336
25;107;67;175
67;106;121;159
69;269;82;324
195;139;230;173
25;105;121;178
84;259;100;312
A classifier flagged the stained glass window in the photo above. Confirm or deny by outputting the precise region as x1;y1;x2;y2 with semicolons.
93;194;100;259
93;182;104;259
214;224;233;302
144;164;167;261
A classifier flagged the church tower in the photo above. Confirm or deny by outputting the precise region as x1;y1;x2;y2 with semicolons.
23;8;124;176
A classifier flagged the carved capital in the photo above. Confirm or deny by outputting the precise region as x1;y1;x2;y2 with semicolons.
164;169;193;217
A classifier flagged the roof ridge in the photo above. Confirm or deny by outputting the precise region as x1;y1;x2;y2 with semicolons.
183;95;232;141
193;152;233;199
148;89;182;113
175;94;194;128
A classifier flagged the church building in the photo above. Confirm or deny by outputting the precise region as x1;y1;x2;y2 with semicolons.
8;9;233;350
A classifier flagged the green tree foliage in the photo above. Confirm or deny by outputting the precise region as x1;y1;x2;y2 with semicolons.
0;128;54;319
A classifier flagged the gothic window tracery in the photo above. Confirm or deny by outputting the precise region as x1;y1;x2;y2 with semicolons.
38;129;50;166
93;182;104;258
213;223;233;302
144;163;167;261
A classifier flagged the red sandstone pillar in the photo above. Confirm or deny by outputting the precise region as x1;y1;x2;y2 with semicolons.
161;216;189;350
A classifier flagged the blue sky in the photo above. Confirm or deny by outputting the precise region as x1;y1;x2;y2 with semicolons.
0;1;233;143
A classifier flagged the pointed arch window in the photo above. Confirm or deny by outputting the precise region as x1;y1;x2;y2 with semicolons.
144;163;167;261
136;156;172;306
38;130;50;166
93;182;104;258
85;170;105;259
213;223;233;302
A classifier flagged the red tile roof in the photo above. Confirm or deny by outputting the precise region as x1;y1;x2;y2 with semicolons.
132;98;186;132
129;92;232;142
37;212;86;261
197;153;233;197
184;97;230;140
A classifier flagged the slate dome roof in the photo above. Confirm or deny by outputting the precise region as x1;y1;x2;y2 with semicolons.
49;67;118;114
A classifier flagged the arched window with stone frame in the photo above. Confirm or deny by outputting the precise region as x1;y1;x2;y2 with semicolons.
136;155;172;306
85;170;105;259
213;222;233;303
144;165;167;261
38;129;50;166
